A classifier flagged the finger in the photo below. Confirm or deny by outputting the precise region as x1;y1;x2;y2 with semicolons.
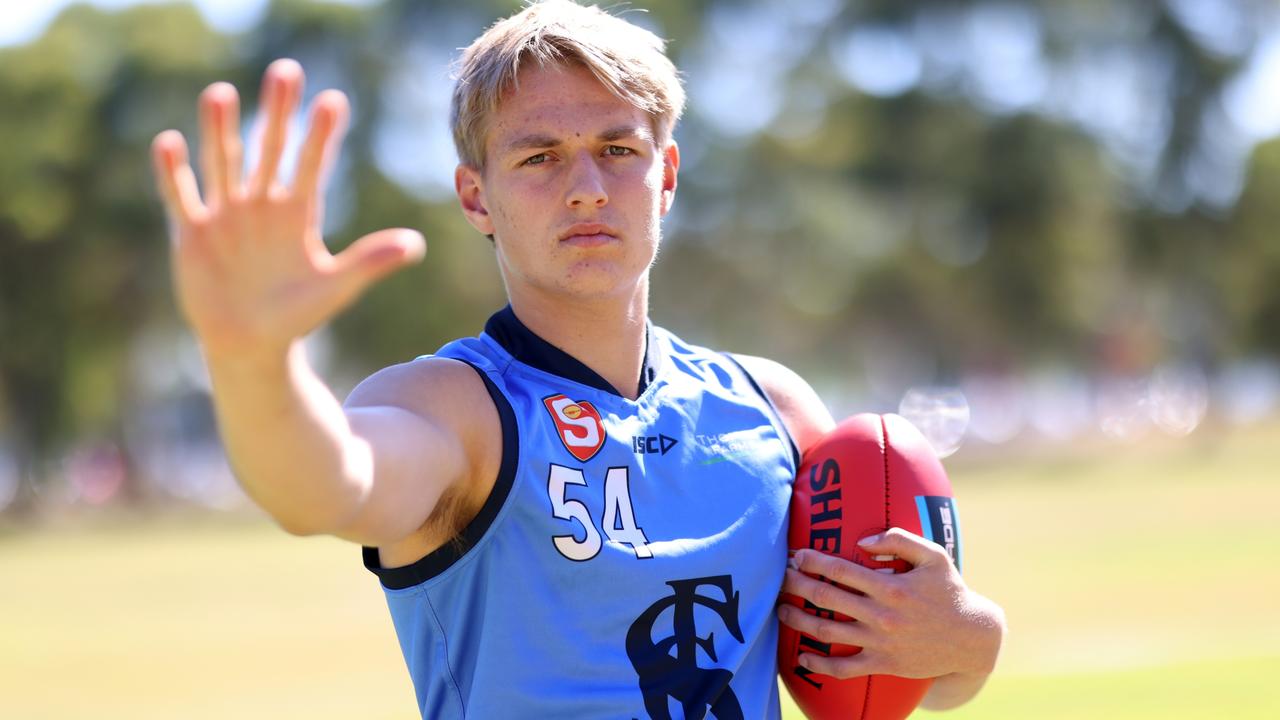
249;58;304;197
293;89;349;202
782;568;877;622
330;228;426;296
150;131;183;218
151;130;207;226
199;82;242;205
856;527;950;568
798;650;880;680
777;604;874;649
793;549;894;597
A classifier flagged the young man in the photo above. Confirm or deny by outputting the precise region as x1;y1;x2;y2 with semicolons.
151;1;1004;718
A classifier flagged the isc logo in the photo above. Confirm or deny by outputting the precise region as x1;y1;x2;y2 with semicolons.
632;434;678;455
543;394;606;462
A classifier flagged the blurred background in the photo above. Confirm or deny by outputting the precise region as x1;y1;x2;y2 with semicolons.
0;0;1277;718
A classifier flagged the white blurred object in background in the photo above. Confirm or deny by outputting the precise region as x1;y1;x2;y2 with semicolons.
1147;364;1209;436
898;386;970;458
1096;376;1154;441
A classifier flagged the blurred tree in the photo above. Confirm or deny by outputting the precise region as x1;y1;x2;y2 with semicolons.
655;0;1275;386
1226;138;1280;357
0;3;236;504
0;0;1277;503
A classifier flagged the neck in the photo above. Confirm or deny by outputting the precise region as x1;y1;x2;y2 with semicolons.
507;281;650;400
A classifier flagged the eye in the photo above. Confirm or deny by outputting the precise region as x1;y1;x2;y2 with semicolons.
604;145;634;157
523;152;550;166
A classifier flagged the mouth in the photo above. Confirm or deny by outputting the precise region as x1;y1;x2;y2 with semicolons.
559;223;619;248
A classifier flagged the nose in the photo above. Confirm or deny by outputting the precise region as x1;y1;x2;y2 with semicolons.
565;152;608;209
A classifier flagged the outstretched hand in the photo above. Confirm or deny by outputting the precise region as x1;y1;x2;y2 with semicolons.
779;527;1004;682
151;59;425;363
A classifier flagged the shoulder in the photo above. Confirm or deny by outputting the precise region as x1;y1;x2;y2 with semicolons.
345;356;504;534
731;354;835;456
345;355;494;416
345;355;503;468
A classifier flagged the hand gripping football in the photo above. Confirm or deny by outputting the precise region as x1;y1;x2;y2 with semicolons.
779;413;962;720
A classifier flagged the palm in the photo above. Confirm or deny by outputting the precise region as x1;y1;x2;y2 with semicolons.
173;196;321;354
153;60;424;361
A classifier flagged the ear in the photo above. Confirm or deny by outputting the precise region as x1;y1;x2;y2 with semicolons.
659;142;680;216
455;164;495;235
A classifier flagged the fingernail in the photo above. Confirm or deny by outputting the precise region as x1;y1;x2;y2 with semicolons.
858;534;881;547
787;551;802;570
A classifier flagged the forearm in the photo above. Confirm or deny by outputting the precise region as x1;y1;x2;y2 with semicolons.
921;669;990;711
205;340;370;535
920;594;1006;711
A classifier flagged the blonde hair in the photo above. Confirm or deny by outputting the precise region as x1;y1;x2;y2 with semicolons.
450;0;685;170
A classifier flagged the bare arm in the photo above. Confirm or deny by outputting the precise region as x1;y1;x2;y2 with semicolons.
736;354;1006;712
733;354;835;453
205;346;481;546
151;60;469;545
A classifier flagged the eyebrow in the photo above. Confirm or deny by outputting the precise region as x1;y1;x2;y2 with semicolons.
600;125;655;144
502;124;656;155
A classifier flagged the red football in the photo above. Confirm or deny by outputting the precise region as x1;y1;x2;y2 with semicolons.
779;413;962;720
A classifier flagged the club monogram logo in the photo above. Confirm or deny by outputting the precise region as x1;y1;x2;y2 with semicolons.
626;575;744;720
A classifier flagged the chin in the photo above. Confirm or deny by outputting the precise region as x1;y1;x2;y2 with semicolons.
554;261;645;299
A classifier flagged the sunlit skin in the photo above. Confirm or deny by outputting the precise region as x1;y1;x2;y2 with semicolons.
455;63;679;396
150;59;425;365
458;63;676;303
781;530;1004;693
150;56;1002;712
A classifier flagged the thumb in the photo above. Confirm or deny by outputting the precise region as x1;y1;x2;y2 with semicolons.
856;527;947;568
331;228;426;293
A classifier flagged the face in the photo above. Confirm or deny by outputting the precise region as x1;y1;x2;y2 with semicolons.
455;63;679;305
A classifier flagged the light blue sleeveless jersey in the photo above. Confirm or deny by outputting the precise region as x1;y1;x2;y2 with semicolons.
363;307;798;719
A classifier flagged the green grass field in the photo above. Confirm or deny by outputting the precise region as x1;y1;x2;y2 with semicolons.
3;421;1278;719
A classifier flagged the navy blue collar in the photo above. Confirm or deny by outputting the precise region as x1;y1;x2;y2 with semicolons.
484;305;661;397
